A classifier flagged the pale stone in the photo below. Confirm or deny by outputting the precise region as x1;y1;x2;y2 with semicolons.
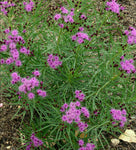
119;129;136;143
111;138;120;146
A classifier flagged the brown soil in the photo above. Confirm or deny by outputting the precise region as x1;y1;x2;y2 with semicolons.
0;95;22;150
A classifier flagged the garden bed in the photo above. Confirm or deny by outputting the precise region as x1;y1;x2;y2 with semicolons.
0;0;136;149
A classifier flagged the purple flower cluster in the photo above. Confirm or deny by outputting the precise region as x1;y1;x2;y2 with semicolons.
23;0;34;12
26;142;32;150
60;6;69;14
26;133;43;150
0;1;15;15
19;77;39;93
32;69;40;77
0;29;29;66
54;14;61;21
61;92;90;132
10;70;46;99
37;89;46;98
75;90;85;101
106;0;125;14
124;27;136;45
78;139;95;150
11;72;21;84
79;27;84;32
71;32;91;44
119;57;136;74
20;47;30;55
30;133;43;147
54;6;75;27
47;54;62;69
110;108;127;127
80;14;87;20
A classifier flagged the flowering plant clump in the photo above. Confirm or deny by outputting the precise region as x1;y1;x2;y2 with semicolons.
110;109;127;127
60;101;89;132
0;29;29;67
10;70;47;101
1;0;135;149
61;92;90;132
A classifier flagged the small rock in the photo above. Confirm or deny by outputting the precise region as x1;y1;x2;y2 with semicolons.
6;146;11;149
0;103;3;107
119;129;136;143
18;106;21;109
111;138;120;147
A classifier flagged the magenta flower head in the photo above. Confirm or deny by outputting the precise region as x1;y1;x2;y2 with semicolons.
54;14;61;20
20;47;27;54
78;139;95;150
4;28;10;34
11;29;18;36
25;4;32;12
120;55;124;60
23;1;34;12
80;14;87;20
72;32;90;44
78;139;84;146
28;92;35;99
26;142;32;150
11;72;21;84
86;143;95;150
32;70;40;77
124;30;129;36
120;58;136;74
23;29;26;33
23;2;27;5
71;35;77;41
47;54;62;69
79;27;84;31
30;133;43;147
6;57;13;65
58;23;64;28
1;45;7;52
106;0;124;14
15;60;22;67
0;59;5;64
60;6;68;14
75;90;85;101
124;26;136;45
9;42;16;49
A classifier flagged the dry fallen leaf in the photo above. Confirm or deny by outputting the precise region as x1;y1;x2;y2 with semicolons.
119;129;136;143
111;138;120;146
75;130;87;138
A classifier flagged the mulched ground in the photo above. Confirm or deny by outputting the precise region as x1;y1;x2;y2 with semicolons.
0;96;22;150
0;0;136;149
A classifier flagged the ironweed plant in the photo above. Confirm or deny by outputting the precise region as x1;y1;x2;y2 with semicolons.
0;0;136;149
